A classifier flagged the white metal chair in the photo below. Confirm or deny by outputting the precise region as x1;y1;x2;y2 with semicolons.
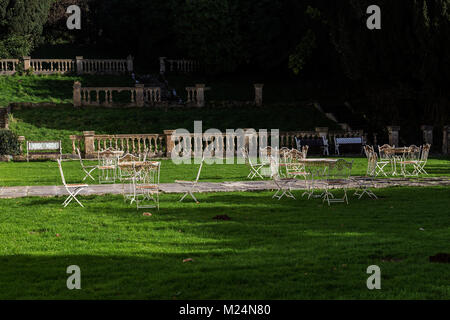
323;159;353;206
57;159;88;208
416;144;431;175
176;157;205;203
134;162;161;210
376;145;392;176
118;153;140;202
353;146;378;200
77;148;97;181
398;145;421;176
242;147;264;180
98;148;118;184
270;156;297;200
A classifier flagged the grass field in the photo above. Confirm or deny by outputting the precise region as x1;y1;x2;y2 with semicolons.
0;157;449;187
0;187;448;299
0;75;134;106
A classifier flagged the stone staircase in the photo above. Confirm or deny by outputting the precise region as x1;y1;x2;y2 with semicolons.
136;74;170;101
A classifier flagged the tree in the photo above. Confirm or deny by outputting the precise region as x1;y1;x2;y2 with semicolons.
0;0;53;57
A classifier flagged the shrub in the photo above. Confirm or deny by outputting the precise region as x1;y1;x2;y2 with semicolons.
0;130;21;155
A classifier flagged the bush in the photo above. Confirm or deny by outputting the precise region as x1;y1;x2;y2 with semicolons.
0;130;21;155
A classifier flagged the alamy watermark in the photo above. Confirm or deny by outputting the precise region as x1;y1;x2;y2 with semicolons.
66;265;81;290
170;121;279;165
366;265;381;290
66;5;81;30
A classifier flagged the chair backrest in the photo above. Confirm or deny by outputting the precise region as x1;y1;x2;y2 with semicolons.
269;156;281;180
136;162;160;186
194;157;205;183
366;150;378;176
119;153;139;163
99;148;118;166
259;146;273;164
363;145;371;158
302;145;309;158
57;159;67;186
328;159;353;180
407;145;421;161
378;144;393;160
76;148;84;167
420;144;431;162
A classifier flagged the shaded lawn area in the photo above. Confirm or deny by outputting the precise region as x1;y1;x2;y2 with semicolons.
0;187;449;299
0;157;449;187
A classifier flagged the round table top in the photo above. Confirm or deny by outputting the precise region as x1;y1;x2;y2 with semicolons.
118;161;160;168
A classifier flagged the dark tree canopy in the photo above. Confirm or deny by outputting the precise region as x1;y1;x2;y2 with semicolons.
0;0;448;128
0;0;53;57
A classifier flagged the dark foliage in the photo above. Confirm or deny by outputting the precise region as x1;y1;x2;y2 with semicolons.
0;129;20;155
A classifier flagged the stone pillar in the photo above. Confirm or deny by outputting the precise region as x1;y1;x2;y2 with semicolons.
254;84;264;106
23;56;31;71
443;125;450;155
421;125;433;145
195;84;205;107
73;81;82;107
83;131;96;158
76;56;84;75
159;57;166;74
127;55;134;72
387;126;400;147
135;84;145;107
18;136;25;154
164;130;176;158
243;128;258;157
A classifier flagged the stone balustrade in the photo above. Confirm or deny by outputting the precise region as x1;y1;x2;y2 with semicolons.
0;55;133;75
27;58;75;74
73;82;161;107
0;59;19;75
70;131;166;159
77;56;133;75
144;87;162;105
160;57;199;74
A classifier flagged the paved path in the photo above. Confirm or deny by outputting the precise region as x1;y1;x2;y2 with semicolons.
0;177;449;199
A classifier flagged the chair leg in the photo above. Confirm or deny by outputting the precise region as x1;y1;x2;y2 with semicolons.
189;191;199;203
179;192;188;202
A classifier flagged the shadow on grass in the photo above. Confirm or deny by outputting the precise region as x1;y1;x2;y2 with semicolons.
1;187;450;299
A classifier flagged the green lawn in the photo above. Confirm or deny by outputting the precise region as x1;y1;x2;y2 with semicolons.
0;75;134;106
0;187;448;299
0;157;449;187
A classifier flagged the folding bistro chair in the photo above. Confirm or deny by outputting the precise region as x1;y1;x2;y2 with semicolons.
398;145;421;177
416;144;431;175
353;146;378;200
270;156;297;200
241;147;264;179
118;153;140;202
175;157;205;203
57;159;88;208
77;148;97;181
375;145;392;177
134;162;161;210
98;148;118;184
323;159;353;206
